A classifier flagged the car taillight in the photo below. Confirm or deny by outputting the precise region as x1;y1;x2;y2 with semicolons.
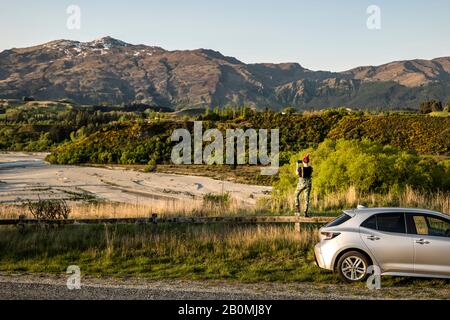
321;232;341;240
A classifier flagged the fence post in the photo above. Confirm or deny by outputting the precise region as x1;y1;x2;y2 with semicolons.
17;214;26;233
294;216;302;232
151;213;158;236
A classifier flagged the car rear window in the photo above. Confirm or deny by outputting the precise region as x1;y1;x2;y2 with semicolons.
361;215;377;230
326;213;352;227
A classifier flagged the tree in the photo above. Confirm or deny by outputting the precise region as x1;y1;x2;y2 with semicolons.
22;96;36;102
430;100;443;112
419;100;442;114
282;107;296;114
419;101;432;114
445;99;450;112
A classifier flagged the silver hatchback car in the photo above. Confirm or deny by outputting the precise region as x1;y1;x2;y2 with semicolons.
314;207;450;282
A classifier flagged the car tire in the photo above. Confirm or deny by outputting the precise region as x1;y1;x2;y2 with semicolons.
336;251;370;283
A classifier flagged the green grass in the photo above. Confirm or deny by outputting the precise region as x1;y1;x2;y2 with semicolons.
0;224;448;289
0;224;331;282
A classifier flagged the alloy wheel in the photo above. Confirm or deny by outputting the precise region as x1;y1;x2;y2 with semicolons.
341;256;367;281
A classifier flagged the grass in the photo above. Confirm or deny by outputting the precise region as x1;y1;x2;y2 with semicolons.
203;192;231;209
267;186;450;216
0;170;448;289
0;223;448;289
0;224;330;282
0;197;270;219
1;186;447;220
429;111;449;117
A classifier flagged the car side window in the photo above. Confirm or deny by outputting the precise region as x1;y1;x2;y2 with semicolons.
413;216;428;235
425;215;450;238
376;213;406;234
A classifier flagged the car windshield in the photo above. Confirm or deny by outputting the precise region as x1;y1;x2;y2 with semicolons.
325;213;352;227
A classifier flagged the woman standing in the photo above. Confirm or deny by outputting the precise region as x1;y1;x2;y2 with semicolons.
294;154;313;217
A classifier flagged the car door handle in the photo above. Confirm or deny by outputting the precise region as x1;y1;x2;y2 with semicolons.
367;235;380;241
415;239;430;245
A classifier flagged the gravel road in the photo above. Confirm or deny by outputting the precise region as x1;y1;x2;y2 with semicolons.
0;274;448;300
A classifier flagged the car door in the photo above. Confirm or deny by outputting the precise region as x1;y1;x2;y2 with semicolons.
360;212;414;273
406;214;450;277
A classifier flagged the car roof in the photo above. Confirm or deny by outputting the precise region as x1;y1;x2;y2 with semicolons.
343;207;448;219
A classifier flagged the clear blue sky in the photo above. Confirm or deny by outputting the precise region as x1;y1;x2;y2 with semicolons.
0;0;449;71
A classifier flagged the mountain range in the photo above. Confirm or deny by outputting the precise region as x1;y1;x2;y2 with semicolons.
0;36;449;110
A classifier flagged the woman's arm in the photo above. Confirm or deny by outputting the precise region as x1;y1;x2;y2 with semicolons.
296;161;302;177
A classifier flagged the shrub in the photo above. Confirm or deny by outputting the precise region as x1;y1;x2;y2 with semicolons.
203;192;230;208
27;199;70;221
327;115;450;154
22;96;36;102
273;139;449;200
420;100;443;114
144;159;157;172
44;112;449;167
444;104;450;112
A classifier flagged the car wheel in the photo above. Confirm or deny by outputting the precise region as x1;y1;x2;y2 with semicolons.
336;251;370;283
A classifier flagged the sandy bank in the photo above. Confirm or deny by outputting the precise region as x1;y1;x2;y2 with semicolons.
0;153;271;207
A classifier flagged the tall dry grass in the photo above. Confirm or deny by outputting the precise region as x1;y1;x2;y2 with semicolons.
0;223;321;280
264;186;449;215
101;224;318;257
0;223;318;262
0;196;262;219
0;186;448;219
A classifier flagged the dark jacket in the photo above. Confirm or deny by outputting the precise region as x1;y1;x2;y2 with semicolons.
297;166;313;179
